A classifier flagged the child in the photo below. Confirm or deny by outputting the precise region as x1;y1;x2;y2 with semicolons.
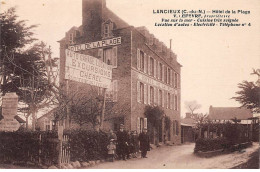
107;139;116;162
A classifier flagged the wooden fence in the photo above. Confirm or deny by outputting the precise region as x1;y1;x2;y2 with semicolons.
0;132;71;167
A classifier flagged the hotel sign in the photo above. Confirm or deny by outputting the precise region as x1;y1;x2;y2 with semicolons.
68;37;121;52
137;73;177;94
65;49;112;88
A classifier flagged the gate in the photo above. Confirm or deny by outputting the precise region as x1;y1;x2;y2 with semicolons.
58;134;70;168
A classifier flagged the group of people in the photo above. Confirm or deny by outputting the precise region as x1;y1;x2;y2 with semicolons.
107;124;150;162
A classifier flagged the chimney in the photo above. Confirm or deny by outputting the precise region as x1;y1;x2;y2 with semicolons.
82;0;106;42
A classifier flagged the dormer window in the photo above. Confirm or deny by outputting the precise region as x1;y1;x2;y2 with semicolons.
69;33;74;44
102;19;114;38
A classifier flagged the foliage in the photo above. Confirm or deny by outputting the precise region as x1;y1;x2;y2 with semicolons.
184;100;202;114
69;93;103;128
0;7;37;95
194;137;229;152
194;122;251;152
144;105;164;128
164;116;171;131
65;129;109;162
0;130;58;165
232;69;260;113
1;8;59;130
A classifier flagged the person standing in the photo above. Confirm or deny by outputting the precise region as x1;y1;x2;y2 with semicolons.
138;128;150;158
116;124;128;160
108;129;117;141
131;130;139;158
107;139;116;162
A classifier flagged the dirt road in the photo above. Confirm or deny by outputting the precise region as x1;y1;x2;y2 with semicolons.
89;142;259;169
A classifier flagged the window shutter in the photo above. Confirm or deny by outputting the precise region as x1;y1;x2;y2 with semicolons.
98;49;103;59
176;121;179;135
178;74;180;88
144;53;148;73
137;81;140;103
154;59;157;78
113;80;118;102
148;56;151;75
170;94;173;109
162;90;164;107
112;46;117;68
144;84;147;104
162;65;165;82
154;87;157;106
148;85;150;105
137;117;140;134
166;92;169;109
157;61;160;79
144;118;147;129
176;94;179;111
137;49;140;70
170;70;173;86
109;22;113;37
173;121;176;135
176;73;178;88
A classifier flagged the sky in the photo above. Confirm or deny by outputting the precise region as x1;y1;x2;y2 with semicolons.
1;0;260;116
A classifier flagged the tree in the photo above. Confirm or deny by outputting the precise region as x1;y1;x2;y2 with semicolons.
0;7;37;95
184;100;202;115
69;89;103;129
0;8;60;130
144;105;164;129
232;69;260;113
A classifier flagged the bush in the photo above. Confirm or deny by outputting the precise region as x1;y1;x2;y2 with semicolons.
194;137;230;152
0;130;58;165
64;129;109;162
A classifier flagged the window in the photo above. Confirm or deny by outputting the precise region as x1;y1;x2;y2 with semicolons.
159;63;163;81
69;33;74;44
103;48;112;65
167;93;171;109
175;120;179;135
158;90;162;106
106;80;118;102
102;20;113;38
102;47;117;67
167;68;171;84
140;82;144;103
165;66;167;83
137;117;147;133
104;24;110;37
150;86;154;105
149;57;154;76
174;95;178;110
174;72;178;88
140;51;145;72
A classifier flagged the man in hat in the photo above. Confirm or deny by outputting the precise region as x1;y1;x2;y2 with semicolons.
116;124;128;160
138;128;150;158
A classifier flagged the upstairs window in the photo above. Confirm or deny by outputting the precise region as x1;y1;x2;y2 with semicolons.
99;47;117;68
69;33;74;44
167;68;171;84
106;80;118;102
140;51;145;72
102;19;114;38
159;63;163;81
149;57;154;76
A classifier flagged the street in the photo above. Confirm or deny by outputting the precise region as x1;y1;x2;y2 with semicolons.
88;142;259;169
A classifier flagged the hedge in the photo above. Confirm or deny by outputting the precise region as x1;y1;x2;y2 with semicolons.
64;129;109;162
194;137;230;152
0;131;58;165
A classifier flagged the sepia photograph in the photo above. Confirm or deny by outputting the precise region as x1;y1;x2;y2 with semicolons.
0;0;259;170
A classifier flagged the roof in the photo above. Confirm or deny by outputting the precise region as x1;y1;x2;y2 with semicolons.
14;115;26;123
37;108;57;120
209;106;253;120
181;118;196;127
